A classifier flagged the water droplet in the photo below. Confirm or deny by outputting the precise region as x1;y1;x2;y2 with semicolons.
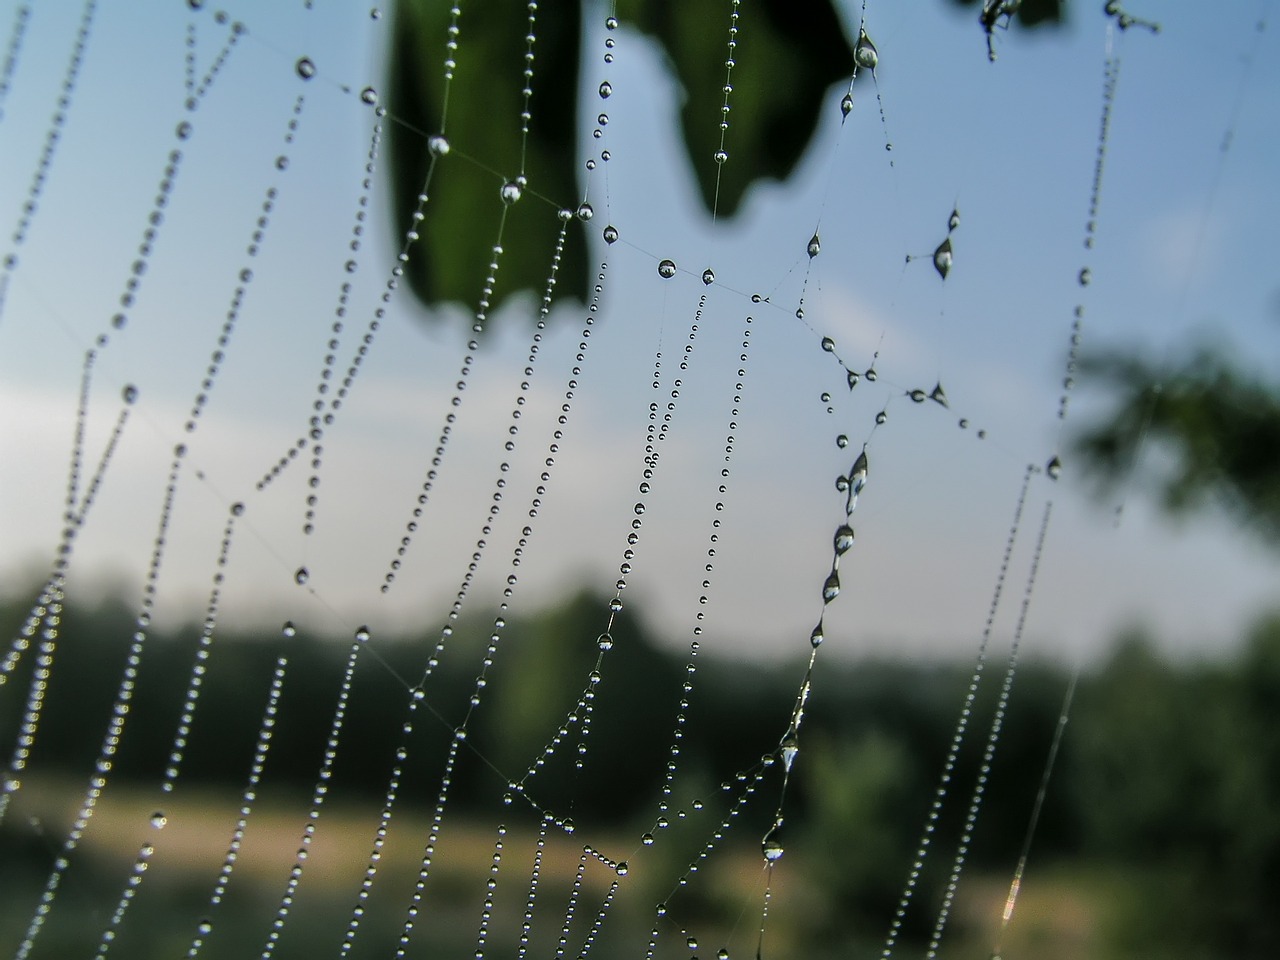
930;382;949;407
122;384;139;404
197;919;213;936
836;434;849;449
603;225;619;244
833;524;855;555
780;735;799;772
807;232;821;258
609;597;623;613
642;832;655;845
294;567;309;585
606;15;619;29
822;571;840;603
762;826;785;861
428;134;450;157
657;259;677;279
616;861;629;875
176;121;193;140
810;622;824;647
840;92;854;119
276;155;289;171
958;418;969;429
360;86;378;105
718;951;730;960
370;7;382;19
1078;267;1092;286
598;632;614;651
149;811;167;829
576;202;594;221
909;388;927;403
850;450;869;493
598;81;612;99
282;621;297;638
855;29;879;70
933;236;953;280
949;208;961;231
821;336;835;353
847;370;860;389
500;181;523;204
686;936;699;950
296;57;317;80
355;625;371;643
875;410;887;425
701;267;715;285
1046;455;1063;480
865;368;878;382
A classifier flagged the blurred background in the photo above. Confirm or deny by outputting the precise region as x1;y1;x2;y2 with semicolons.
1;0;1278;957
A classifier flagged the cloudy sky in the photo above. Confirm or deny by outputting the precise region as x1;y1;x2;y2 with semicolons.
1;0;1277;667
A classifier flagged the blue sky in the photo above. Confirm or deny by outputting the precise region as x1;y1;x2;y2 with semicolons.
1;0;1278;665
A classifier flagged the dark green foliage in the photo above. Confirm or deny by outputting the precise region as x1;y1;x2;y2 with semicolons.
1074;348;1280;546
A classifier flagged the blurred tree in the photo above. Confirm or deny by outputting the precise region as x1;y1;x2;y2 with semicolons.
1073;348;1280;546
385;0;1062;318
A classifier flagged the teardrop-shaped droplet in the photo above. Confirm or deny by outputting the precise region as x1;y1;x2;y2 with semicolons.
840;92;854;119
807;232;821;258
149;811;168;829
1046;455;1063;480
875;410;887;425
360;86;378;105
948;207;960;231
865;368;878;382
122;384;139;404
855;29;879;71
598;80;612;99
909;388;927;403
761;825;785;862
296;57;317;80
933;236;953;280
821;336;835;353
428;134;451;157
294;567;309;585
603;224;619;244
282;620;297;638
598;632;614;651
810;622;825;647
833;524;855;555
701;267;715;285
686;936;699;950
847;370;860;390
930;382;949;407
850;450;869;493
355;625;371;643
822;570;840;603
500;181;523;204
657;259;677;279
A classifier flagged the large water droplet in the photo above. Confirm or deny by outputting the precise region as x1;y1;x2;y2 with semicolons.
807;232;821;258
840;92;854;119
282;620;297;638
930;382;949;407
657;259;677;279
598;632;614;651
761;825;785;862
598;80;612;99
149;811;167;829
847;370;860;390
428;134;450;157
576;202;594;221
500;181;523;204
294;567;309;586
909;388;927;403
850;450;869;494
603;224;619;244
701;267;715;285
360;86;378;105
296;57;317;80
780;734;799;772
821;336;835;353
822;570;840;603
355;625;371;643
1078;267;1092;286
1046;455;1063;480
933;236;953;280
810;622;825;647
833;524;855;555
855;29;879;71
